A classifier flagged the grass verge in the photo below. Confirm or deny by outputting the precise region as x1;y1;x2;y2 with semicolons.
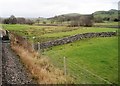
10;42;73;84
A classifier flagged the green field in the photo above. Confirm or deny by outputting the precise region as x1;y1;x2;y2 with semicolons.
42;37;118;84
2;24;118;42
41;27;117;38
2;23;118;84
94;22;118;26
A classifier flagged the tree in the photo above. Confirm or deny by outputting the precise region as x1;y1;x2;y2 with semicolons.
69;15;93;27
50;19;55;24
17;17;26;24
94;17;103;23
3;18;10;24
43;21;46;24
79;15;93;27
70;15;93;27
3;15;17;24
9;15;17;24
70;20;79;27
36;17;40;24
0;17;4;23
113;18;119;22
26;19;34;25
3;15;35;25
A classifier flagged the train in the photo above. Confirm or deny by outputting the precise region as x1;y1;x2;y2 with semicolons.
0;29;9;42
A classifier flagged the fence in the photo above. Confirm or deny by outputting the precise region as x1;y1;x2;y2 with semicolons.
44;50;113;84
33;31;117;50
9;31;117;84
32;31;117;84
10;31;117;51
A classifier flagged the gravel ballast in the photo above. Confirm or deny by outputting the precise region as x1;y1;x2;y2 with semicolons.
2;42;37;85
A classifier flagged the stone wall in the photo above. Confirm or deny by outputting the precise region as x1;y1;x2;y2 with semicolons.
35;32;117;50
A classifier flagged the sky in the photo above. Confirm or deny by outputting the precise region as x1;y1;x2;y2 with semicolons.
0;0;119;18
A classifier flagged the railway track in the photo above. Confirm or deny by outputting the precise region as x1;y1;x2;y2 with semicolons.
0;29;37;85
2;42;37;85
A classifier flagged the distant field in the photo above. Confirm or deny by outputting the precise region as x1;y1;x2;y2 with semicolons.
94;22;118;26
2;24;79;36
42;37;118;84
2;24;31;30
2;24;118;43
41;27;117;40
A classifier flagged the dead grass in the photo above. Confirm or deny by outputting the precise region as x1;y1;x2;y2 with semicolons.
11;43;73;84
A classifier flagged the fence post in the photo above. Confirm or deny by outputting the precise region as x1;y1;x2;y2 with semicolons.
38;42;40;52
116;30;118;36
24;36;27;49
64;57;67;84
32;36;35;50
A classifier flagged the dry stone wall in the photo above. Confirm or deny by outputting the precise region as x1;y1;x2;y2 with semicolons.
35;32;117;50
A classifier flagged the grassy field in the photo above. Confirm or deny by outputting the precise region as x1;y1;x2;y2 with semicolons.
2;24;30;30
2;24;118;42
42;37;118;84
2;23;118;84
41;27;117;39
94;22;118;26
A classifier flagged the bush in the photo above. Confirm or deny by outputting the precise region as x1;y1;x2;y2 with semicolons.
69;15;94;27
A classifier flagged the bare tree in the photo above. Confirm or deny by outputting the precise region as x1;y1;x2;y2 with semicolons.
36;17;40;24
17;18;26;24
69;15;93;27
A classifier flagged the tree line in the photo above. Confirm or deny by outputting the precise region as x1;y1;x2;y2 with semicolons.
93;9;119;23
48;14;94;27
2;9;118;27
2;15;34;25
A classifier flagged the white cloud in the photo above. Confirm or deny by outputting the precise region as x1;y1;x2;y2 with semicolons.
0;0;119;18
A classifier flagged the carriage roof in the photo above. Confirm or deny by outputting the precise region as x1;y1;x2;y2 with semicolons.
0;28;6;37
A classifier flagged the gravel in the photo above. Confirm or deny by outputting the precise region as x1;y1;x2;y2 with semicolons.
2;42;38;85
0;38;2;86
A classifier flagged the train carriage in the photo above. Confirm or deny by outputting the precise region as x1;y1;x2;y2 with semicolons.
0;29;10;42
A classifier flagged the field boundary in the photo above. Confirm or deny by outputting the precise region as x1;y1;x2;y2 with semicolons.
34;32;117;50
68;60;112;84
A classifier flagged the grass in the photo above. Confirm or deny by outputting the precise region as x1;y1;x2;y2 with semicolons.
11;40;73;84
2;24;31;30
3;23;118;84
9;31;74;84
94;22;118;26
41;27;117;39
2;24;78;32
3;24;117;42
42;37;118;84
2;24;79;38
2;24;118;42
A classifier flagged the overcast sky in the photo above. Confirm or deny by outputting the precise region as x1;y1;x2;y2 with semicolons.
0;0;119;18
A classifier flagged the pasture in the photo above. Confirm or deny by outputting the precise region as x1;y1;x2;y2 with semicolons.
2;23;118;84
2;24;118;43
94;22;118;26
42;37;118;84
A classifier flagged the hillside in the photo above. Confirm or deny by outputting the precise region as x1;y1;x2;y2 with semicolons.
93;9;118;21
58;13;81;17
47;9;119;22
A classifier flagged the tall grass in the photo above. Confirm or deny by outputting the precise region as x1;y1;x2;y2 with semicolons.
10;33;73;84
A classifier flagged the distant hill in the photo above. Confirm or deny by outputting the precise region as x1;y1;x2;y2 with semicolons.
48;9;119;22
48;13;81;21
48;13;83;23
60;13;81;17
93;9;118;21
29;17;47;22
